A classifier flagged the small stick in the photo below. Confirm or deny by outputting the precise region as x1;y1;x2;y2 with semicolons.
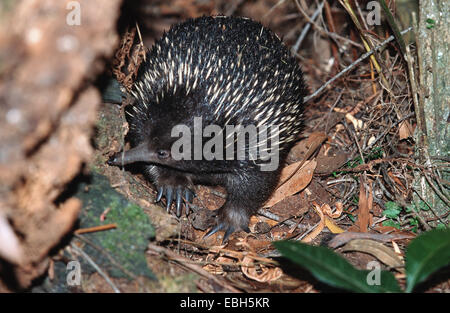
257;208;309;231
74;223;117;235
304;27;413;103
292;1;325;53
294;0;363;49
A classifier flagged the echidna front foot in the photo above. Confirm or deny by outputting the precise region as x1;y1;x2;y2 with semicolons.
153;174;196;217
204;205;251;243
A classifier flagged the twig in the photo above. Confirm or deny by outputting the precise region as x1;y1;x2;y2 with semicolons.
292;1;325;53
257;208;309;231
350;123;365;165
294;0;363;49
339;0;391;92
74;223;117;235
297;221;321;241
410;190;433;231
263;0;286;18
376;177;395;201
337;157;424;173
304;27;413;102
327;178;357;185
225;0;245;16
364;112;415;152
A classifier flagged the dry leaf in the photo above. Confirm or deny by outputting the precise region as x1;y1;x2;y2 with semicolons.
203;254;234;275
241;256;283;282
264;160;317;208
345;113;364;131
322;202;343;218
328;231;415;249
325;217;345;233
398;120;414;140
367;135;376;146
287;132;327;163
302;202;345;241
302;202;325;243
391;240;403;257
203;264;224;275
322;203;345;233
315;151;350;175
341;239;404;270
357;177;373;232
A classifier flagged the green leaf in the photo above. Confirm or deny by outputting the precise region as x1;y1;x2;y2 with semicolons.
426;18;436;29
418;200;430;211
385;201;401;211
384;201;402;218
405;228;450;292
405;204;414;213
274;241;402;293
383;208;401;219
382;220;401;229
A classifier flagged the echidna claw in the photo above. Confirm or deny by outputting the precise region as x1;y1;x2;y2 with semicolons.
154;184;195;216
203;223;224;239
175;188;183;217
223;227;236;243
165;187;173;212
156;186;164;202
203;223;237;244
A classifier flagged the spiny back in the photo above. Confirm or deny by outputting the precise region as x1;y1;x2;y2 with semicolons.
130;16;306;151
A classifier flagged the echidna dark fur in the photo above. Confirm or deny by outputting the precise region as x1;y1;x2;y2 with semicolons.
108;16;307;242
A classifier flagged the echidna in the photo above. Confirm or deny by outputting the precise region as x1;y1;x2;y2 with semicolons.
108;16;307;242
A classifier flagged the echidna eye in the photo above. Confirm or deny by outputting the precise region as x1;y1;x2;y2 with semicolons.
157;150;170;159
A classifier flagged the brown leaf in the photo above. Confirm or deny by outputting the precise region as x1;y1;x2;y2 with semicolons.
315;151;350;174
323;202;345;233
327;232;415;249
357;177;373;232
341;239;404;270
241;256;283;282
325;217;345;234
398;120;414;140
287;132;327;163
264;160;317;208
301;202;325;243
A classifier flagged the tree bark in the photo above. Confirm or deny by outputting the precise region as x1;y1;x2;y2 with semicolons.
413;0;449;221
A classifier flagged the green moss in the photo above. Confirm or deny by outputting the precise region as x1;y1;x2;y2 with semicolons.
75;172;155;279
